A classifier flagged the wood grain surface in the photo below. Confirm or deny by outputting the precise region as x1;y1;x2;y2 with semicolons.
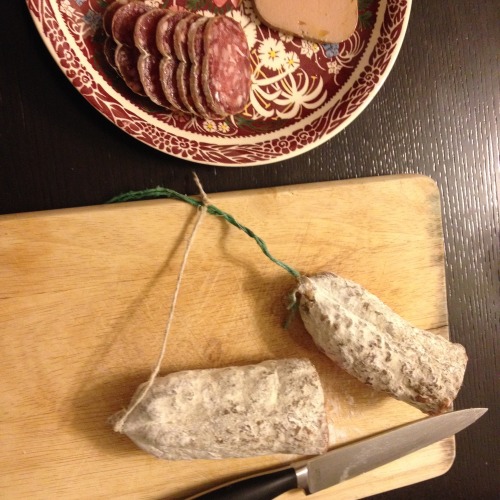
1;1;498;498
1;176;455;499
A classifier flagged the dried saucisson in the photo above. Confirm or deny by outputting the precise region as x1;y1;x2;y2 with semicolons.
112;358;329;460
296;273;468;415
111;1;151;94
102;1;251;118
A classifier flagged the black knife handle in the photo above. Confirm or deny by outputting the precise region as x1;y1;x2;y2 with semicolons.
191;467;299;500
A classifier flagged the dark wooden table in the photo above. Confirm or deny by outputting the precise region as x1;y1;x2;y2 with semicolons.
1;1;498;498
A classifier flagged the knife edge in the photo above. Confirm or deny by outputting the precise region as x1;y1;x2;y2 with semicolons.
187;408;487;499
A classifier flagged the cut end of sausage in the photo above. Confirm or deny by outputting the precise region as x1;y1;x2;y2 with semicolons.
188;17;227;120
156;11;191;58
115;44;145;95
202;16;251;116
104;5;252;119
138;54;174;109
112;1;151;47
134;8;168;56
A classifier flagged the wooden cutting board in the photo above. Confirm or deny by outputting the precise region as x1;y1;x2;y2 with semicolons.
0;175;454;499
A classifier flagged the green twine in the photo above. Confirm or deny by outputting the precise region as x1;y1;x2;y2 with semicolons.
108;187;301;280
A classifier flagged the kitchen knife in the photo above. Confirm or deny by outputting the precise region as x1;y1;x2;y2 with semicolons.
189;408;487;499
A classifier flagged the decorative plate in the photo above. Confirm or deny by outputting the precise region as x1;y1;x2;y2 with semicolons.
27;0;412;166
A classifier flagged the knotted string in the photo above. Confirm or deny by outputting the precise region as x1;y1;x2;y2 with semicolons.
113;174;209;433
108;185;301;280
110;176;304;431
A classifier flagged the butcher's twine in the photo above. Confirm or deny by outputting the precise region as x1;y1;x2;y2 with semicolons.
110;175;302;431
108;182;301;279
112;175;209;433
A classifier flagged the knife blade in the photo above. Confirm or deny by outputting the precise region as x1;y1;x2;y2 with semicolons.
189;408;487;499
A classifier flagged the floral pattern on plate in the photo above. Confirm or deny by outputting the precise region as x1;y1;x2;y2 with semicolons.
27;0;411;165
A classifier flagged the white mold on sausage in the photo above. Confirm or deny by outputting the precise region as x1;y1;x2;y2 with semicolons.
296;273;468;415
111;358;329;460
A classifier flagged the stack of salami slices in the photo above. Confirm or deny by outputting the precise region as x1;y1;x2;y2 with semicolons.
103;1;251;119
